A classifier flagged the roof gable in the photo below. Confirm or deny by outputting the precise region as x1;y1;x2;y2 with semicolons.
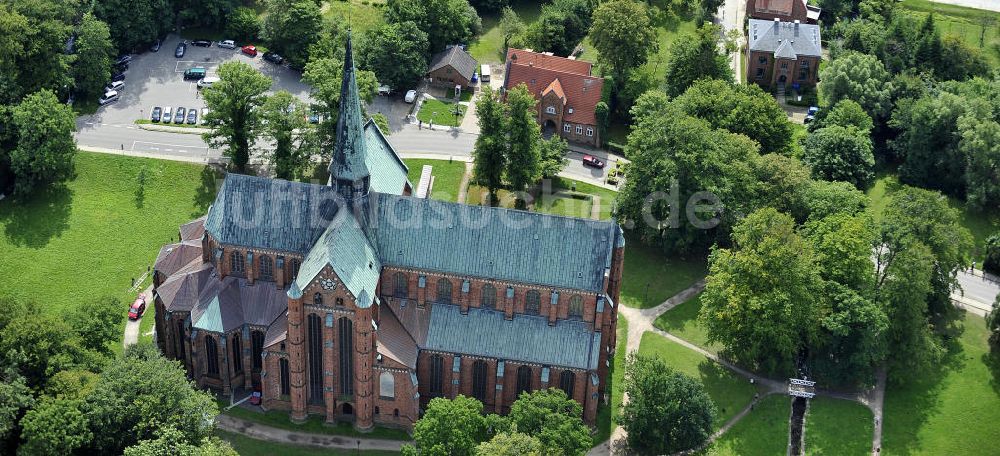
364;120;411;195
295;209;382;308
504;52;604;125
428;46;479;81
748;19;822;57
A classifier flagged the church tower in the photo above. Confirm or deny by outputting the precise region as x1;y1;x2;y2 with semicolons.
329;32;371;202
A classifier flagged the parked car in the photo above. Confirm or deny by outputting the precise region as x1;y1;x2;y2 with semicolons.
804;106;819;124
197;76;220;88
183;67;207;80
191;39;212;47
187;107;198;124
307;112;323;124
151;106;162;122
150;39;162;52
378;85;391;96
218;39;236;49
175;42;187;58
263;52;284;64
201;107;209;124
162;106;172;123
128;295;146;320
115;54;132;66
98;90;119;106
404;89;417;103
241;45;257;57
582;155;605;168
111;70;126;82
249;389;262;406
104;80;124;93
174;107;186;124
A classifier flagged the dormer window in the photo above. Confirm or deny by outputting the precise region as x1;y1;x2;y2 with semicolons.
545;106;556;114
568;108;574;114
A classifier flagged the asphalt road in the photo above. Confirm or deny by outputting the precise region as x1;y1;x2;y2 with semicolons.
956;269;1000;314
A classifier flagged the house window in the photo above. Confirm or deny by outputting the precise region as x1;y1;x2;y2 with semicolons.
205;335;219;377
380;372;395;399
336;297;344;306
259;255;273;280
338;317;354;395
230;251;244;274
516;365;532;396
394;272;408;298
251;330;264;372
560;370;575;397
799;71;807;80
781;62;788;69
231;333;243;374
313;292;323;306
756;68;765;79
279;358;290;395
291;259;300;279
575;125;583;134
800;60;810;68
481;284;497;309
586;128;593;137
563;123;571;133
430;354;444;396
472;360;488;401
437;278;452;304
568;295;583;319
525;290;540;315
758;56;767;65
546;106;556;114
307;314;323;403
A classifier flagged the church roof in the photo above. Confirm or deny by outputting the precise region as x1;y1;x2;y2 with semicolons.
377;304;420;369
424;303;602;370
154;240;203;278
363;120;411;194
190;274;288;333
295;208;382;308
180;217;206;241
329;32;370;184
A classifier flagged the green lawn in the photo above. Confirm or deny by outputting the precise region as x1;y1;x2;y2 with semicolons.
594;313;628;445
218;401;411;441
534;192;593;218
805;397;873;456
467;0;544;64
322;0;385;35
899;0;1000;65
464;176;616;220
402;158;467;202
638;332;758;429
619;240;707;309
552;177;618;220
215;429;399;456
653;293;720;352
416;98;465;127
700;395;790;456
881;312;1000;455
0;152;218;344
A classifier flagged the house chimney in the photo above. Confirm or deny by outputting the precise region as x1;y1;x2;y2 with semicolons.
774;17;780;35
794;19;800;36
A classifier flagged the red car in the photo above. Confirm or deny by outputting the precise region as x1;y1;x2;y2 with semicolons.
249;389;262;406
128;295;146;320
241;45;258;57
582;155;605;168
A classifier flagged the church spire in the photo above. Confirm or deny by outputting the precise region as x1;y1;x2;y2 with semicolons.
329;31;370;201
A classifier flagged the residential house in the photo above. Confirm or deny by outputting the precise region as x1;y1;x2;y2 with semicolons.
746;18;822;90
427;45;479;89
746;0;821;23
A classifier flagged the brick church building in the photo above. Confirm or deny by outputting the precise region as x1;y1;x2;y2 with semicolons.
152;36;624;432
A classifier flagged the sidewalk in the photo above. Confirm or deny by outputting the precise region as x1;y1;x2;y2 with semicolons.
215;414;410;452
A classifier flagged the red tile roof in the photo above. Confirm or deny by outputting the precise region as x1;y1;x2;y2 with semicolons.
755;0;794;14
542;78;566;102
504;49;604;126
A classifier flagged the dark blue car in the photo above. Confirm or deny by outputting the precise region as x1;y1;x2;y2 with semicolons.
175;43;186;58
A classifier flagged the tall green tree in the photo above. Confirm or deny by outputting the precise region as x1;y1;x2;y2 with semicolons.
226;7;262;43
673;79;792;155
386;0;481;53
507;389;592;456
402;396;490;456
504;84;541;206
69;296;122;356
620;354;716;454
202;61;273;172
958;116;1000;212
262;0;323;66
260;90;313;180
662;24;731;97
985;233;1000;275
73;13;115;99
123;426;238;456
472;87;508;206
590;0;657;105
699;208;824;375
475;432;542;456
891;91;974;196
538;136;569;178
935;34;991;82
815;99;874;134
94;0;174;53
820;52;893;120
498;6;525;54
987;296;1000;350
302;55;378;153
9;89;76;197
803;125;875;189
525;0;593;57
176;0;239;30
358;21;429;90
18;398;91;456
0;314;85;391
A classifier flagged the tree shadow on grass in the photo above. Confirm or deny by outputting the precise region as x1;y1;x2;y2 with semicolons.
0;184;73;249
191;165;221;218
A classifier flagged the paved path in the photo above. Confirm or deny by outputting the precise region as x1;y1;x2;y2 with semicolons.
718;0;747;82
122;287;152;349
953;268;999;316
215;414;410;452
457;161;473;204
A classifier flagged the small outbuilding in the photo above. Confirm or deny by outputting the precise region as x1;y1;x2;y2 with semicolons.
427;45;479;89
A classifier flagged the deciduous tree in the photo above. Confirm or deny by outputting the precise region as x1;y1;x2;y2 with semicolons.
9;89;76;197
539;136;569;178
260;90;312;180
507;389;592;456
819;52;893;120
590;0;657;101
402;396;490;456
472;87;508;205
262;0;323;66
525;0;593;57
815;99;874;134
93;0;173;53
803;125;875;189
226;7;261;43
673;79;792;155
386;0;481;54
475;432;542;456
662;25;731;97
302;55;378;152
202;61;272;172
73;13;115;99
19;398;91;456
958;116;1000;212
69;296;122;356
358;21;429;90
505;84;541;205
498;6;525;54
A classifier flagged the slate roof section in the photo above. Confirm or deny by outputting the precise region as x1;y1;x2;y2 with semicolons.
263;312;288;349
377;304;419;368
157;260;216;313
748;19;822;58
504;49;603;126
363;120;411;195
295;209;382;308
428;46;479;81
329;32;371;184
204;174;338;254
364;193;619;292
154;240;204;278
424;304;602;370
180;217;206;241
190;275;288;333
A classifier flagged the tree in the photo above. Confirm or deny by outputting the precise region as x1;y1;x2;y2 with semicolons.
472;87;508;205
620;354;716;454
505;84;541;206
73;13;115;99
539;137;569;178
358;21;429;90
662;24;732;97
123;426;238;456
83;341;218;454
525;0;593;57
816;99;874;134
19;398;91;456
803;125;875;189
879;241;943;374
987;296;1000;350
0;314;84;390
475;432;542;456
469;0;507;14
371;113;391;135
958;116;1000;212
69;296;122;356
699;0;725;23
935;34;990;82
498;6;525;54
386;0;481;54
202;61;272;172
302;55;378;152
94;0;173;53
673;79;793;155
177;0;239;30
507;389;592;456
699;208;824;375
891;91;973;197
402;396;490;456
260;90;312;180
820;52;893;120
0;366;33;447
262;0;323;66
985;233;1000;275
590;0;657;101
226;7;262;43
9;89;76;197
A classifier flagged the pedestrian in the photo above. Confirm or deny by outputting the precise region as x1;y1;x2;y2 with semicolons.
418;120;422;129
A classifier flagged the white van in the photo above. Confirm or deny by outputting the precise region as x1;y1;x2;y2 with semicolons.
197;76;220;89
480;64;491;83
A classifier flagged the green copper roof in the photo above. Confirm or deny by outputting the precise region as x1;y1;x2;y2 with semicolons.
364;120;411;194
295;209;382;308
329;32;370;185
193;296;224;332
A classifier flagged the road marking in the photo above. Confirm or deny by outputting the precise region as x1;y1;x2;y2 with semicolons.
174;60;221;73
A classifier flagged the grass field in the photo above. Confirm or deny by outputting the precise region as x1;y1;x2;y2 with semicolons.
216;430;399;456
552;177;618;220
881;312;1000;455
402;158;467;202
653;293;720;352
467;0;544;64
700;395;790;456
219;401;411;441
0;152;218;342
638;332;758;429
594;313;628;445
899;0;1000;65
416;99;465;127
805;397;873;456
322;0;386;35
619;240;707;309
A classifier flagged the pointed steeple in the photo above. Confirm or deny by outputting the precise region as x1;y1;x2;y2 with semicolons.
329;31;370;201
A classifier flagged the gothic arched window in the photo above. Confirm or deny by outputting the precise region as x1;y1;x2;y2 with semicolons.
560;370;576;397
481;284;496;309
230;251;245;274
525;290;540;315
472;360;488;401
437;278;452;304
259;255;273;280
516;365;532;396
205;335;219;377
568;295;584;319
394;272;408;297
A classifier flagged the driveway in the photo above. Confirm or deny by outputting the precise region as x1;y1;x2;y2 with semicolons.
718;0;746;82
368;93;414;132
